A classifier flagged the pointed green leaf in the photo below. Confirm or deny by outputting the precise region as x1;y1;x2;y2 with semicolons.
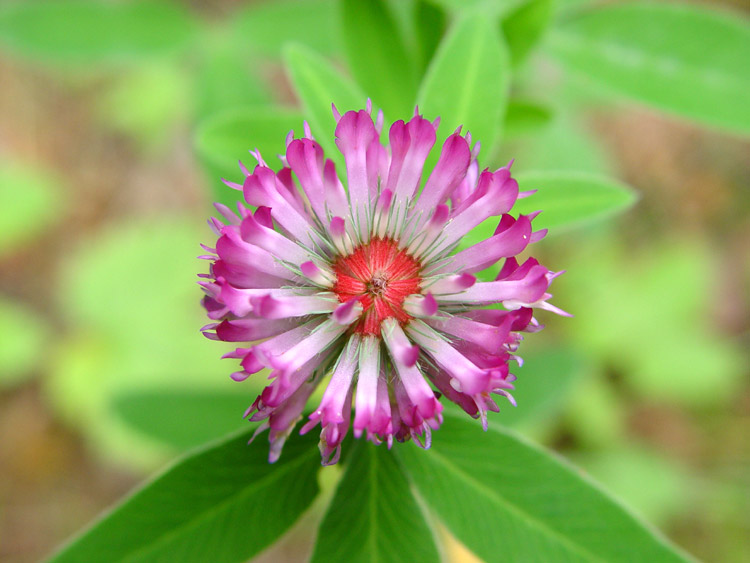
512;171;637;232
501;0;555;67
194;107;303;205
284;43;368;169
459;171;635;255
311;442;439;562
50;429;321;563
0;0;197;64
398;414;690;562
417;11;511;155
546;2;750;134
112;389;256;451
340;0;417;118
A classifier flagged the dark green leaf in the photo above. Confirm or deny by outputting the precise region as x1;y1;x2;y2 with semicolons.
50;429;321;563
194;107;303;205
284;44;368;170
112;389;255;451
417;12;511;156
546;2;750;134
311;442;439;562
233;0;340;58
496;346;581;428
413;0;448;73
512;171;637;232
340;0;417;118
501;0;555;67
504;98;553;137
398;414;690;562
0;0;196;64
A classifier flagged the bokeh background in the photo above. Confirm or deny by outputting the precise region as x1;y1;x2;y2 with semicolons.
0;0;748;561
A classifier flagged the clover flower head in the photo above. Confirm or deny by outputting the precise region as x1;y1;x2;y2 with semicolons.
200;102;567;464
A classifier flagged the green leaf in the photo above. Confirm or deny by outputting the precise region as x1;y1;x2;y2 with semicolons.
546;2;750;134
422;0;526;14
340;0;417;118
311;442;439;562
417;11;511;156
457;171;635;258
50;429;321;563
232;0;340;58
284;43;368;169
112;389;254;451
413;0;448;73
0;0;197;64
501;111;613;175
0;297;50;388
397;414;690;562
504;98;553;137
194;107;303;205
0;159;62;257
496;346;581;428
501;0;555;67
512;171;637;233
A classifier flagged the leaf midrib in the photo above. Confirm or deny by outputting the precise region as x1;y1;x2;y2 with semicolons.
423;448;608;563
119;450;316;562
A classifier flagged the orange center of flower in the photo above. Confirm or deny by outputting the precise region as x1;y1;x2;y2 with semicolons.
332;238;422;335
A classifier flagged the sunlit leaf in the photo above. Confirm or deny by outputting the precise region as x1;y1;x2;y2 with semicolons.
311;442;439;562
0;297;50;388
50;429;321;563
194;107;303;205
0;0;197;64
398;414;690;562
547;2;750;134
0;160;62;257
418;12;511;155
340;0;417;118
284;43;367;170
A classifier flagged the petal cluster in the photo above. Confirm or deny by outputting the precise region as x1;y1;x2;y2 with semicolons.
200;104;565;464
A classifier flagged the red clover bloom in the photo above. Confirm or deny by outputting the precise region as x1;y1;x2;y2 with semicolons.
200;103;566;464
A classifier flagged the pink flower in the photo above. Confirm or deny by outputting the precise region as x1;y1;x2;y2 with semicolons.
200;103;566;464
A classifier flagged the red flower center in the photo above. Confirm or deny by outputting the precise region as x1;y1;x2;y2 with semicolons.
332;238;422;335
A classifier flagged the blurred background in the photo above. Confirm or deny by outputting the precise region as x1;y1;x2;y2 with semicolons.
0;0;748;561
